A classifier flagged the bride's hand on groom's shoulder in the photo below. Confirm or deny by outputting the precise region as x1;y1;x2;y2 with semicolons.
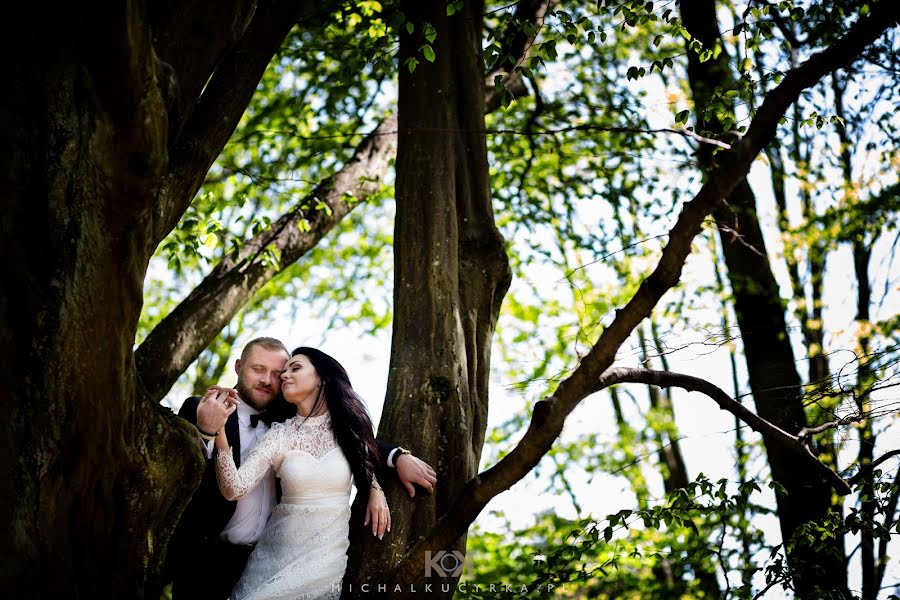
364;486;390;540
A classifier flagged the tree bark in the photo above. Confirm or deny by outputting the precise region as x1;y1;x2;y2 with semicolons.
1;2;320;597
0;3;198;597
678;0;850;593
343;1;511;596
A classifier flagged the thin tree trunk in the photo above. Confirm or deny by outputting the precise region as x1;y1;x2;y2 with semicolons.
344;1;511;596
678;0;848;594
641;320;723;598
833;70;878;600
609;385;675;587
646;317;690;493
710;234;755;584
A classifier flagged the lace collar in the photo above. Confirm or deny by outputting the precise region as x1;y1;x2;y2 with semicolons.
293;411;331;427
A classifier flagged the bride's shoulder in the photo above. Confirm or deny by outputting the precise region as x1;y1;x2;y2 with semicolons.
264;418;292;436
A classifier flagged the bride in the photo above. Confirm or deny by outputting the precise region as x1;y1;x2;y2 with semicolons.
215;347;389;600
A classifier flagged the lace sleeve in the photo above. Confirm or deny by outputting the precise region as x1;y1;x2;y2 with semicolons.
216;423;284;500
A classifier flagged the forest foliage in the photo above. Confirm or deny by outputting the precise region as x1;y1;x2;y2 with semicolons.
138;0;900;597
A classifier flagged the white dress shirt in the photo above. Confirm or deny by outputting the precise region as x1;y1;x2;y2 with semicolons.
217;402;277;546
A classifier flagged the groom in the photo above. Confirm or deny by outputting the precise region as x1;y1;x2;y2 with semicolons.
168;337;437;599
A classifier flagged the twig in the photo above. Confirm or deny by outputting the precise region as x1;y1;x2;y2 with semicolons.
751;575;788;600
596;367;851;495
847;449;900;486
797;413;865;441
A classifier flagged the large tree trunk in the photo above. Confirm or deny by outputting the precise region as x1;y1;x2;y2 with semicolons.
1;1;315;596
0;4;202;597
345;1;511;596
678;0;848;595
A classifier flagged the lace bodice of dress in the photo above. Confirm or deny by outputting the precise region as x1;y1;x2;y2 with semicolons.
216;412;342;501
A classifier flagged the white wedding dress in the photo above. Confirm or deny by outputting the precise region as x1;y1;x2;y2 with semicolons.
216;412;354;600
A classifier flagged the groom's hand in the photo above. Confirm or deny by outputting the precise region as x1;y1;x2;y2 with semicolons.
196;387;238;436
396;454;437;497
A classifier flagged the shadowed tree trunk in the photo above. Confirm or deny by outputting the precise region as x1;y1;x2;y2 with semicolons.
1;1;325;597
344;1;511;597
1;4;202;597
678;0;848;595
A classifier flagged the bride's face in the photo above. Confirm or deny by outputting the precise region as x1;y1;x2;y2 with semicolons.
280;354;321;403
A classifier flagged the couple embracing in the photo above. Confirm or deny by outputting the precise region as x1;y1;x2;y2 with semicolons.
169;338;437;600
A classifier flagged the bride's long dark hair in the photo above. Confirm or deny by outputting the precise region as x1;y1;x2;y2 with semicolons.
269;347;380;501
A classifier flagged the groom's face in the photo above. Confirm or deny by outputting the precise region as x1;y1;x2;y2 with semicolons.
235;345;289;411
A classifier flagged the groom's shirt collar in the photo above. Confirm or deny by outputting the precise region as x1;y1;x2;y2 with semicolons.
236;400;261;429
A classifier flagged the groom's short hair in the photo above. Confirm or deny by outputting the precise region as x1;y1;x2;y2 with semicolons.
240;337;289;361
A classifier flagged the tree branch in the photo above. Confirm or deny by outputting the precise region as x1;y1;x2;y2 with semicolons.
387;4;899;585
597;367;850;495
149;0;259;139
136;115;397;403
484;0;557;112
150;0;324;248
797;413;865;440
137;0;556;404
847;449;900;486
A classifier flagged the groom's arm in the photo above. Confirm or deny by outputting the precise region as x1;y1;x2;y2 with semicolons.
178;396;201;424
178;397;210;453
376;441;396;466
180;393;233;459
375;440;437;497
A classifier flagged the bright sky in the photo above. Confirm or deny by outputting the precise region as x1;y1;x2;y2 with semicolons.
159;25;900;597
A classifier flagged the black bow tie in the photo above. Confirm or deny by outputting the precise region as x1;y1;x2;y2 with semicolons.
250;414;262;428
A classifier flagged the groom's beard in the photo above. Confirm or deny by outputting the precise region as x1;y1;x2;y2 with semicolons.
235;380;275;411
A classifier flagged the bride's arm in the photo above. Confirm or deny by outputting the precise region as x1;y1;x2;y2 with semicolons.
215;425;283;500
364;477;390;539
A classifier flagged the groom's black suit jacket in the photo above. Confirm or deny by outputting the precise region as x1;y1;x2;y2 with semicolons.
174;396;397;542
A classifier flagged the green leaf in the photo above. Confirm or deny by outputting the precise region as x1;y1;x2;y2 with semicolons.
421;44;435;63
424;23;437;43
675;109;690;124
